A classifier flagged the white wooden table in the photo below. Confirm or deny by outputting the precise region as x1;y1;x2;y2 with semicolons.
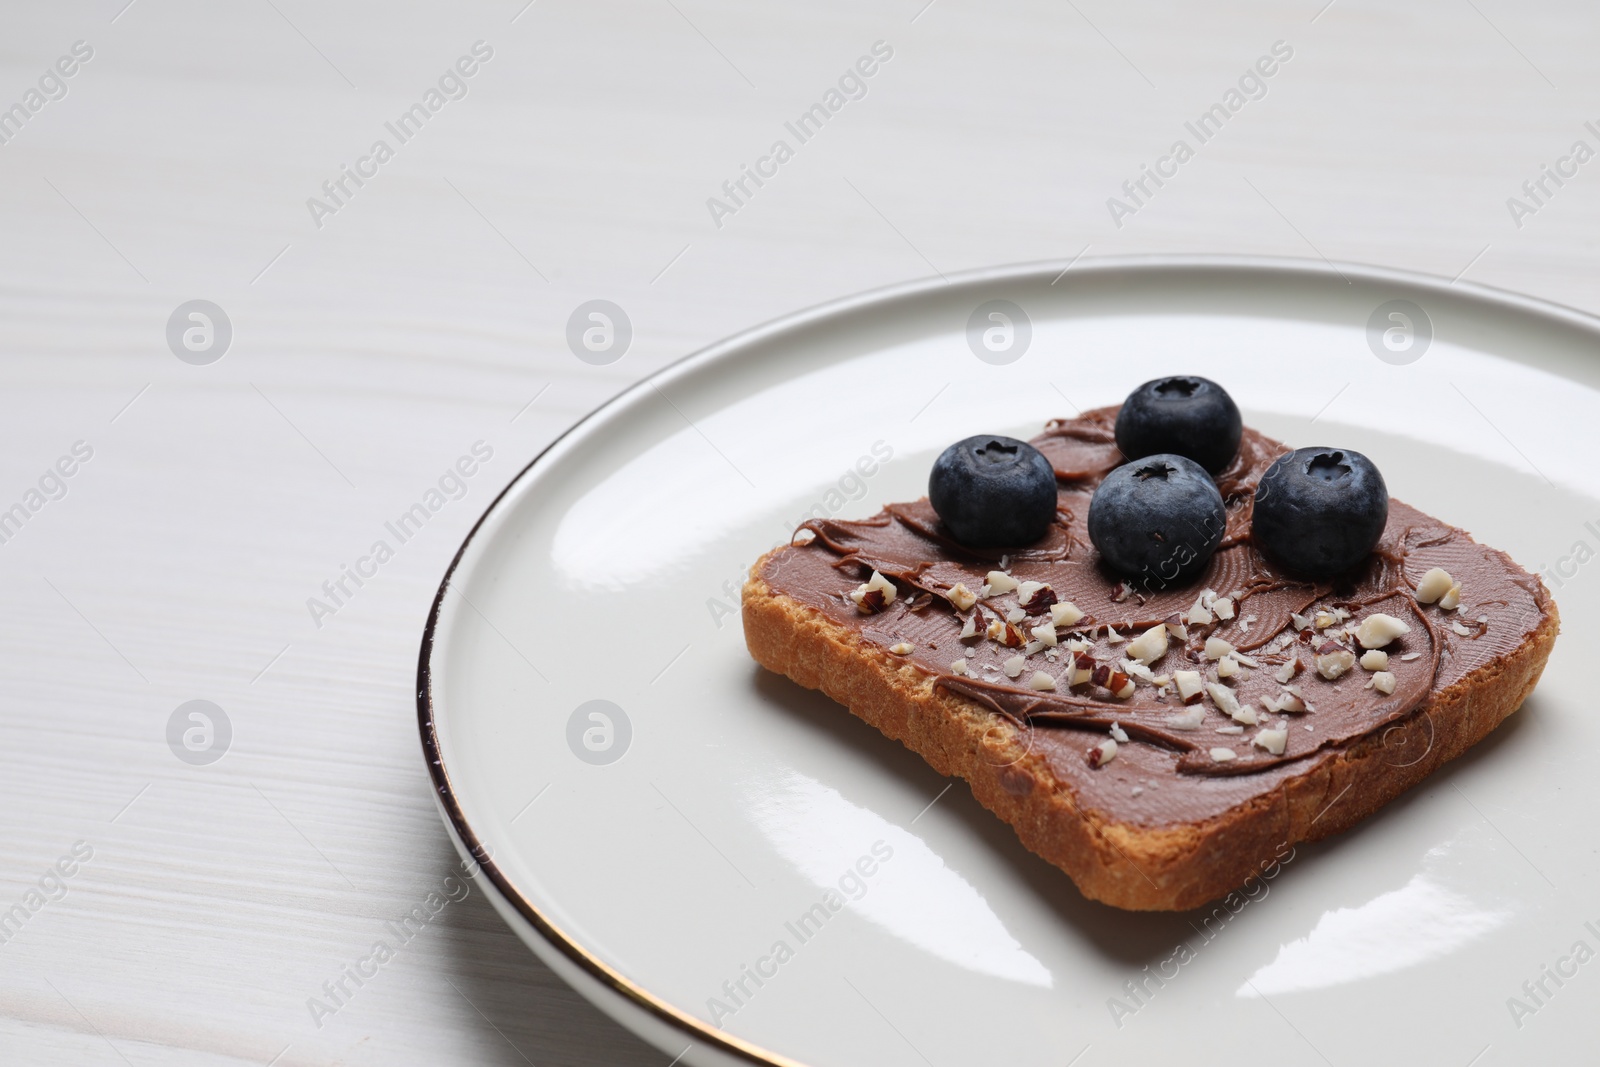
2;1;1593;1063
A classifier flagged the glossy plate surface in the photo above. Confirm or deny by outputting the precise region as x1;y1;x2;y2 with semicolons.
421;257;1595;1066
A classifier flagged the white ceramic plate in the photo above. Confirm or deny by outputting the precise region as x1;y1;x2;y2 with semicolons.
419;257;1596;1067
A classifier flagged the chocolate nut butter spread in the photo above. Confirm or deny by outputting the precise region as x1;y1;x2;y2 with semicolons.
755;408;1551;829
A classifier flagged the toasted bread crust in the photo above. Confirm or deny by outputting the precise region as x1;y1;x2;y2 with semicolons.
742;562;1558;911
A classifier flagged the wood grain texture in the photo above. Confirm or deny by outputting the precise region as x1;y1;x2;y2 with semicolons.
0;0;1594;1061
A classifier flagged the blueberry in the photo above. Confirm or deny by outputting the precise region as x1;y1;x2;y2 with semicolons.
1087;454;1226;586
1252;447;1388;578
1114;376;1242;474
929;435;1058;547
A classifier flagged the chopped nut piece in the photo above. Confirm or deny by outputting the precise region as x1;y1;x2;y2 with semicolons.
1210;747;1237;763
1105;627;1126;644
1213;597;1236;621
1003;655;1025;678
1005;606;1026;624
1260;691;1297;714
1208;682;1257;724
1120;658;1149;680
1316;648;1357;680
1030;620;1058;647
1415;567;1454;604
1401;652;1422;661
1065;637;1092;653
987;619;1025;647
1016;580;1055;610
1187;598;1214;626
1260;687;1309;714
1125;624;1170;665
1215;724;1245;734
1279;690;1309;713
1174;670;1205;704
848;570;897;613
1023;640;1045;656
959;614;980;640
1204;636;1234;661
1240;613;1257;633
1356;613;1411;649
1109;722;1130;743
947;582;978;611
1371;671;1396;694
1275;658;1301;684
1166;707;1205;730
1111;581;1132;603
1068;653;1094;687
1451;621;1473;637
1200;588;1219;607
1314;610;1337;629
1232;651;1259;668
950;658;967;675
1163;613;1189;640
1087;738;1118;768
1050;601;1084;627
985;570;1018;594
1216;657;1238;680
1291;612;1311;630
889;642;914;655
1360;649;1389;671
1254;728;1288;755
1027;670;1056;691
1439;583;1463;611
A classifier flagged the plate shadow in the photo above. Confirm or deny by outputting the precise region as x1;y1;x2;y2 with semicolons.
426;830;667;1067
751;664;1546;971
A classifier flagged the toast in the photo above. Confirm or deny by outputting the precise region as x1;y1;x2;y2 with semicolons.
742;410;1558;911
